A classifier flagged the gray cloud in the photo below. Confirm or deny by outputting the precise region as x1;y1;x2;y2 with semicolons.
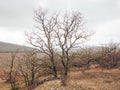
45;0;120;24
0;0;120;45
0;0;36;28
38;0;120;45
0;0;120;28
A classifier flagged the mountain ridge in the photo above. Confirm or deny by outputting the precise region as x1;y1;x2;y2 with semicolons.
0;41;33;53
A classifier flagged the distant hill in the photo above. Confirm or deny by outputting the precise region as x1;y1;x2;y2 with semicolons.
0;42;34;53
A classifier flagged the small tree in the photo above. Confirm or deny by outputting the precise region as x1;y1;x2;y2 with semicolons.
9;50;19;90
27;8;58;78
55;12;92;86
18;51;41;89
98;42;120;69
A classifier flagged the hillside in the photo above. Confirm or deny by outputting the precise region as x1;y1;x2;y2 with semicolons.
0;41;33;52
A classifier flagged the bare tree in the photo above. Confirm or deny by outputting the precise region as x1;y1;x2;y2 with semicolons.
18;51;41;89
27;8;93;86
9;49;19;90
71;47;95;69
97;42;120;69
27;8;58;78
55;12;92;86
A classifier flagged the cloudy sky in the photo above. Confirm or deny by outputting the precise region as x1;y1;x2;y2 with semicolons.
0;0;120;46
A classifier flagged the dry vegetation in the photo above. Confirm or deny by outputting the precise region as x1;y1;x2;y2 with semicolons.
34;68;120;90
0;61;120;90
0;44;120;90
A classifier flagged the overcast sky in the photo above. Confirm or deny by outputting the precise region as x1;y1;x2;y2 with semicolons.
0;0;120;46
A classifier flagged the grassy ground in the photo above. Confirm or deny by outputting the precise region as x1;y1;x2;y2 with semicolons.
0;53;120;90
0;78;10;90
0;68;120;90
34;68;120;90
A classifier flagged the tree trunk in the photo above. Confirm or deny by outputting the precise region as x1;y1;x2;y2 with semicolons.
61;58;69;86
53;65;57;78
50;56;57;78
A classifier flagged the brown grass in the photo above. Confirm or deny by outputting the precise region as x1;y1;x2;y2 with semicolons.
0;68;120;90
0;53;120;90
34;68;120;90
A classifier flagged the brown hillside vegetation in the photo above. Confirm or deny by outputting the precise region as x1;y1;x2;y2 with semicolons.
0;68;120;90
0;42;120;90
34;68;120;90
